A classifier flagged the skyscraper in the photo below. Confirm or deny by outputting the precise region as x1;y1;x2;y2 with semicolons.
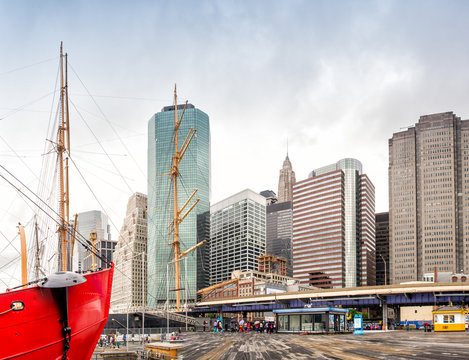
75;210;114;271
147;103;210;307
292;158;375;288
265;201;293;277
210;189;266;285
375;212;389;286
111;193;147;313
389;112;469;283
263;157;296;277
278;155;296;203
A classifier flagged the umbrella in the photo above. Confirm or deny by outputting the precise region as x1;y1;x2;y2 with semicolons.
239;320;245;325
254;321;260;325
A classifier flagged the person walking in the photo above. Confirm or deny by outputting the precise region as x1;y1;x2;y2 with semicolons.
203;320;207;332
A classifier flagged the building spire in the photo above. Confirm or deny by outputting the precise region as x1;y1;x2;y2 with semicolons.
278;151;296;203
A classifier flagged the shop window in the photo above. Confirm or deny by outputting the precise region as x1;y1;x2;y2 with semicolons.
290;315;300;331
301;315;313;331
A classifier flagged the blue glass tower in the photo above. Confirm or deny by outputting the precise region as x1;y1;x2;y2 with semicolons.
147;103;210;308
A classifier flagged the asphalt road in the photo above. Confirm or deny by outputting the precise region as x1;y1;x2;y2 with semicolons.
95;330;469;359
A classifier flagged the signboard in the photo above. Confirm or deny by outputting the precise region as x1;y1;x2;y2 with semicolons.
353;314;364;335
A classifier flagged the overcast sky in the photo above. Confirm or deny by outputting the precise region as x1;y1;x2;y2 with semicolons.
1;0;469;287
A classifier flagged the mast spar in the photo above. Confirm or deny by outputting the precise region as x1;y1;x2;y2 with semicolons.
169;85;202;312
58;42;71;271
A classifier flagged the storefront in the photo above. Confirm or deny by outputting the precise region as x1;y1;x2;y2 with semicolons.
274;307;348;333
433;306;468;332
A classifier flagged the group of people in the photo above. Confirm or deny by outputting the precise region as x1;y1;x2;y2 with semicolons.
234;320;276;334
98;335;121;349
203;319;277;334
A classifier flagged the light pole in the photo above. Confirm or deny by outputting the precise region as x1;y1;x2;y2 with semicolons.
126;303;129;351
166;262;169;336
141;251;145;344
379;253;387;285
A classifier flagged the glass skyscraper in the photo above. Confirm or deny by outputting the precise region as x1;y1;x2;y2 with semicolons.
147;103;210;308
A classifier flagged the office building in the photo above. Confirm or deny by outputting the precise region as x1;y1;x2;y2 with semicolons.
376;212;389;286
210;189;266;285
111;193;148;313
265;201;293;277
389;112;469;283
76;210;114;271
292;158;375;288
147;103;210;307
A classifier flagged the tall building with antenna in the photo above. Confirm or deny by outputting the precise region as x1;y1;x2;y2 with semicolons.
147;103;210;308
278;153;296;203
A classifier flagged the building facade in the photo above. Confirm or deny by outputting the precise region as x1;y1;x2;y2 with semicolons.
278;155;296;203
111;193;148;313
376;212;389;285
210;189;266;285
389;112;469;284
147;103;210;307
265;201;293;277
292;158;376;288
76;210;114;271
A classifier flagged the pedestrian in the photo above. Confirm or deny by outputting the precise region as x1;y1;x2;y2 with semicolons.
405;319;409;331
213;320;218;332
203;320;207;332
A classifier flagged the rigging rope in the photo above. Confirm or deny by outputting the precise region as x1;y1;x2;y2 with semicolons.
0;165;110;266
68;62;146;178
0;56;58;77
0;90;58;121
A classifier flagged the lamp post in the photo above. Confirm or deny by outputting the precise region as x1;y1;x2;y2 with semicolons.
141;251;145;344
379;253;387;285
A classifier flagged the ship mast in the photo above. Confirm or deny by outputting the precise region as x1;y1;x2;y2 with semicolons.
169;85;203;311
58;42;71;271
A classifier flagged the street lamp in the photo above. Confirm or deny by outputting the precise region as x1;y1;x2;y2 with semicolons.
379;253;387;285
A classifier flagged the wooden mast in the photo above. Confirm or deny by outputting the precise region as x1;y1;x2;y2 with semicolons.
171;85;182;311
58;42;70;271
169;85;200;311
18;224;27;288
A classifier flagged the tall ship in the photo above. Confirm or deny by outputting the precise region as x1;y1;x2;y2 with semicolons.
0;44;114;360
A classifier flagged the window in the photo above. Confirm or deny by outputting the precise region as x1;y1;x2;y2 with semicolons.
290;315;300;331
301;315;313;331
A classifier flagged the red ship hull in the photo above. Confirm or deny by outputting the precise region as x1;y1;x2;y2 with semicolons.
0;265;114;360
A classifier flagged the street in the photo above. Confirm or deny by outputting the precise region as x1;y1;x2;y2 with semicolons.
95;330;469;359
